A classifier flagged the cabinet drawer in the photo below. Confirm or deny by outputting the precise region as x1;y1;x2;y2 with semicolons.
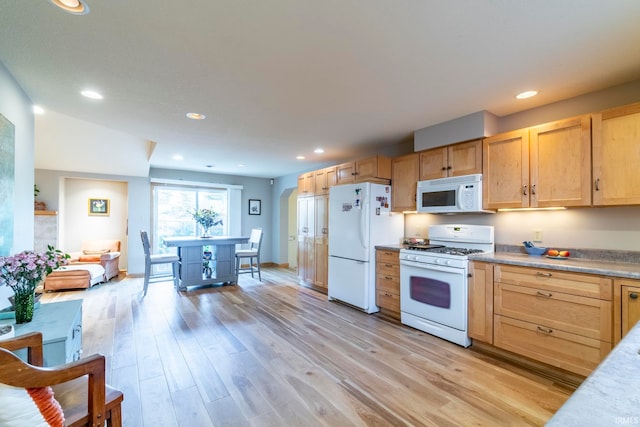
376;273;399;294
494;315;611;376
495;264;612;300
377;290;400;314
376;261;399;277
495;283;612;342
376;250;399;265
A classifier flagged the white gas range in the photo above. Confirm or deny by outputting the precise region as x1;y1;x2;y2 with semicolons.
399;224;494;347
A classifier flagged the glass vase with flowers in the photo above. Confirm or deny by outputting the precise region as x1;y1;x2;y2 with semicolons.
0;245;69;323
191;208;223;238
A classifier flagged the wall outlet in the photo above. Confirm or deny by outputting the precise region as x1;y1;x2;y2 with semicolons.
533;229;543;242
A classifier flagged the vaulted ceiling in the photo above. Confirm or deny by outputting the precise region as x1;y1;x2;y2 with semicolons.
2;1;640;177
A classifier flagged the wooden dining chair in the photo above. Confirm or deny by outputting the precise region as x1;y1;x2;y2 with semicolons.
0;332;123;427
235;228;264;281
140;230;181;295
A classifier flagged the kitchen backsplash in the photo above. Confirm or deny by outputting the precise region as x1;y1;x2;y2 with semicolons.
404;205;640;252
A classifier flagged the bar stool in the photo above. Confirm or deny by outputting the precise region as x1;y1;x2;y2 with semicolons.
235;228;263;281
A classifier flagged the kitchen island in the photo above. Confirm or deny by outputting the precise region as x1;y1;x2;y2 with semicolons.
163;236;249;290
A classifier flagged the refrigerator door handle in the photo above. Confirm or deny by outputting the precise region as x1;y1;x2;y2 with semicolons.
359;192;368;249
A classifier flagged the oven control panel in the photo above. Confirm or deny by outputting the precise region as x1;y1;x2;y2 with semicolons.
399;252;468;269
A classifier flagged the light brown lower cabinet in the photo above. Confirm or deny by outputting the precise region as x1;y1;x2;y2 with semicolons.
468;262;494;343
375;250;400;319
614;278;640;343
470;263;614;377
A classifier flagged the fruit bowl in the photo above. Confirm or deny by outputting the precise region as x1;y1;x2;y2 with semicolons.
524;246;548;256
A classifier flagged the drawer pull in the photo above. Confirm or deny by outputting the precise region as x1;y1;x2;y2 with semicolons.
384;276;393;280
537;326;553;335
630;292;638;300
385;264;393;268
536;272;552;278
536;291;553;298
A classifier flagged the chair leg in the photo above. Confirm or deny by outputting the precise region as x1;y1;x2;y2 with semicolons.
172;261;180;290
143;263;150;296
250;256;255;278
256;254;261;281
235;255;240;276
107;403;122;427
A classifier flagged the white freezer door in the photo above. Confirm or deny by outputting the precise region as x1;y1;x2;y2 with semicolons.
328;256;370;311
328;184;370;262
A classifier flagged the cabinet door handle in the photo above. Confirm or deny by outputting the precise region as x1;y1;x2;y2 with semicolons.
447;166;452;170
441;167;447;171
630;292;638;300
531;184;536;195
536;290;553;298
595;178;600;191
522;185;528;196
536;272;552;277
537;326;553;335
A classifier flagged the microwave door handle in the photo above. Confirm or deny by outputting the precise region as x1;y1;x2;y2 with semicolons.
457;185;465;209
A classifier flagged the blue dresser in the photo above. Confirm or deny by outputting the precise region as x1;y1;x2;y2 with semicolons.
1;299;83;366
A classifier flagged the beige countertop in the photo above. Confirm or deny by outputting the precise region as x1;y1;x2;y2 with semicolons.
470;252;640;280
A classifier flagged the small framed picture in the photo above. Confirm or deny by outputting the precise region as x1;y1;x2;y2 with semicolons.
248;199;261;215
88;198;110;216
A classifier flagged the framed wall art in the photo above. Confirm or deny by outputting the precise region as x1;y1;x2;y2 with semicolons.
88;198;110;216
248;199;261;215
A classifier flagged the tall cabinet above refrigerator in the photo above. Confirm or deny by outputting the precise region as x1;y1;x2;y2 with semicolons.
328;183;403;313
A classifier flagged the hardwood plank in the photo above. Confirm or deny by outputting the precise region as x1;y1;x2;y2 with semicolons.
39;267;574;426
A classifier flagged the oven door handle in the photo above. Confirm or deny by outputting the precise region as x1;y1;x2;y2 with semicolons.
400;260;464;275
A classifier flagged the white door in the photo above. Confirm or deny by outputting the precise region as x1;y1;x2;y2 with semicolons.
328;256;369;310
328;183;370;261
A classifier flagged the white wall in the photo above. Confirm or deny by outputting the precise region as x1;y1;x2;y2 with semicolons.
405;206;640;251
62;178;128;269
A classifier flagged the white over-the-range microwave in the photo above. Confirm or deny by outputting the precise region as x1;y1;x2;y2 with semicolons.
416;173;494;214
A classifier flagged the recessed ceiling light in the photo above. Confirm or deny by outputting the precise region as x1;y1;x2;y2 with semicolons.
296;155;305;160
314;148;325;154
205;164;214;168
33;105;45;115
49;0;90;15
81;90;103;100
186;112;206;120
237;164;245;167
515;90;538;99
172;154;183;161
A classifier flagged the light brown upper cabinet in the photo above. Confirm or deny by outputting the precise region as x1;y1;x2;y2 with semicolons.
592;102;640;206
314;166;337;196
419;139;482;180
529;115;592;207
483;115;591;209
391;153;419;212
336;155;391;185
297;172;315;197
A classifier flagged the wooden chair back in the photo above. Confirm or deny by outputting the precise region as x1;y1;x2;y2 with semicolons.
0;332;122;427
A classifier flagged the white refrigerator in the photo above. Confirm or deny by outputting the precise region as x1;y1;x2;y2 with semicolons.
328;183;404;313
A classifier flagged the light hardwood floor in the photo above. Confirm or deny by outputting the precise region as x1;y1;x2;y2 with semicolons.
41;268;574;426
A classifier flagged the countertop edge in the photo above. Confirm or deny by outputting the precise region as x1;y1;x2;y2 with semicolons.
469;252;640;279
